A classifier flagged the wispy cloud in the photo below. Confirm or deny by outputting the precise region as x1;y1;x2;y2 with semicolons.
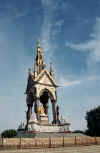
13;9;29;19
66;17;100;65
66;41;95;52
41;0;66;64
58;75;100;87
59;77;82;87
51;20;64;39
0;1;34;22
55;20;64;27
41;0;53;60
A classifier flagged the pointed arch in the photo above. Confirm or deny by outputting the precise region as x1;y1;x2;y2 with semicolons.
39;88;55;102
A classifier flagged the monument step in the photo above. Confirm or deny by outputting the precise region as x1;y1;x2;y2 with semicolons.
17;131;86;138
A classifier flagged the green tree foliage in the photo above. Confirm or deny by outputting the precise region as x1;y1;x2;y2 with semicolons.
85;106;100;136
72;130;84;134
1;129;17;138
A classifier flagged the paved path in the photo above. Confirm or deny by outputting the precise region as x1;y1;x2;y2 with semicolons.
0;145;100;153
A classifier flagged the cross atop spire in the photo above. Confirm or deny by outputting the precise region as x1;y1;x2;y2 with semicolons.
37;38;40;48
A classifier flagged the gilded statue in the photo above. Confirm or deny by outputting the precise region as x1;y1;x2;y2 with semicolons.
39;105;45;115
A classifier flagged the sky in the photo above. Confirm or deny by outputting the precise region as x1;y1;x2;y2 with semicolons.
0;0;100;132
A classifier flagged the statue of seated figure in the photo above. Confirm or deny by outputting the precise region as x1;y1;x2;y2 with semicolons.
39;105;46;116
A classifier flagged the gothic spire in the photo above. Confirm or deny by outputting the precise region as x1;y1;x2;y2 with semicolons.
34;39;45;75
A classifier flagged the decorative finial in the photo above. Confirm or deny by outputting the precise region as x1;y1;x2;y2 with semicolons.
37;38;40;48
28;68;31;75
50;62;53;71
50;62;54;77
34;62;37;77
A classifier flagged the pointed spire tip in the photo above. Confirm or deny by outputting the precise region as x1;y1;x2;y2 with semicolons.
37;38;40;47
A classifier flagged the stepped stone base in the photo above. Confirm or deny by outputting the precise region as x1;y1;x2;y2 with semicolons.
17;131;86;138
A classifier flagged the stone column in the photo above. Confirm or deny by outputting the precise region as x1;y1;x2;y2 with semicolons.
43;103;48;115
26;105;32;126
26;94;33;127
34;97;40;120
56;105;60;124
52;100;57;124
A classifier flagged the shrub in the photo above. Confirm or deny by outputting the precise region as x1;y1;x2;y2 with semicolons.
1;129;17;138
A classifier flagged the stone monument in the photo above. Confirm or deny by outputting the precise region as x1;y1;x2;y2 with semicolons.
25;40;71;133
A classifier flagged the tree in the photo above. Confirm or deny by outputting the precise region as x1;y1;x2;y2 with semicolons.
72;130;84;134
1;129;17;138
85;106;100;136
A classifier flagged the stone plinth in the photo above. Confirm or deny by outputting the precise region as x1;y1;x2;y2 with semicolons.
39;114;48;125
28;122;71;133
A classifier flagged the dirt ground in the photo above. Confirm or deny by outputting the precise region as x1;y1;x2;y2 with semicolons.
0;145;100;153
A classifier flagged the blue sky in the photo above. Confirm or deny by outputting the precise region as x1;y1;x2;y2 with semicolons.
0;0;100;132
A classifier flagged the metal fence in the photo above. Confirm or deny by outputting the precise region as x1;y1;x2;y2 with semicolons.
0;136;100;150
